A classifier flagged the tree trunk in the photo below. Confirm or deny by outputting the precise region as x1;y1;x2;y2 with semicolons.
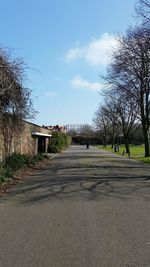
140;93;150;157
103;135;107;147
142;125;150;157
124;135;130;154
111;124;115;149
2;115;14;160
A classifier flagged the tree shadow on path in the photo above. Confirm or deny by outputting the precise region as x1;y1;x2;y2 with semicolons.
2;146;150;206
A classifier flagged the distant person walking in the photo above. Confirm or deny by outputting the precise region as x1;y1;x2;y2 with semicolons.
86;140;89;149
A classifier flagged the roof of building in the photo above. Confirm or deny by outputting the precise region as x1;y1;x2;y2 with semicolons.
32;132;52;137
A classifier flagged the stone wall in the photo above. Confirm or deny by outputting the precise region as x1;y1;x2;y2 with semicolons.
0;120;51;161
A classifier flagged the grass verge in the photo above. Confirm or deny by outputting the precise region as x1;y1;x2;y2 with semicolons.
97;145;150;164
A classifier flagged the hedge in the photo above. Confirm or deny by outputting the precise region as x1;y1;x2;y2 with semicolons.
48;132;71;153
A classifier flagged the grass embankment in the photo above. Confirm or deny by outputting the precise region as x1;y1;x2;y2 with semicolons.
97;145;150;164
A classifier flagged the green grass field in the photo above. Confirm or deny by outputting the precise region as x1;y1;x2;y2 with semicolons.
97;145;150;164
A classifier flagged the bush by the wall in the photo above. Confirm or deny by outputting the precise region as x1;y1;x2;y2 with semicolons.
48;132;71;153
0;164;13;183
0;153;49;183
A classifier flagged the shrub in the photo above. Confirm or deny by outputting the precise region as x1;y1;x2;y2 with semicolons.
0;164;13;183
0;153;49;183
5;153;26;171
48;132;71;153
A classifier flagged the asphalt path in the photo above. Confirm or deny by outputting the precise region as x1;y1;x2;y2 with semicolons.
1;145;150;267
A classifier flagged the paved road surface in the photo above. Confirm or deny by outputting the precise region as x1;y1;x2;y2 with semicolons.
1;145;150;267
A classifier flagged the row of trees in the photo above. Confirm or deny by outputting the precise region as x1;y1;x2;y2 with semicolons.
0;48;34;159
93;0;150;156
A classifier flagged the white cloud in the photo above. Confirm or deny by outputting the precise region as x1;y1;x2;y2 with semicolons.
85;33;118;66
65;33;118;66
46;92;57;97
65;44;84;62
70;75;104;91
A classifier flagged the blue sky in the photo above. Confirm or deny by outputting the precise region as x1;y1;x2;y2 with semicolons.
0;0;136;126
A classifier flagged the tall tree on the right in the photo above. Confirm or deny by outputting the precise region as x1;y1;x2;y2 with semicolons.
136;0;150;25
104;26;150;156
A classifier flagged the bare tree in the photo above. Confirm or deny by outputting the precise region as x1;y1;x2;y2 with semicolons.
136;0;150;25
96;88;139;154
104;27;150;156
113;92;139;154
0;48;35;159
93;105;110;147
102;98;119;149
